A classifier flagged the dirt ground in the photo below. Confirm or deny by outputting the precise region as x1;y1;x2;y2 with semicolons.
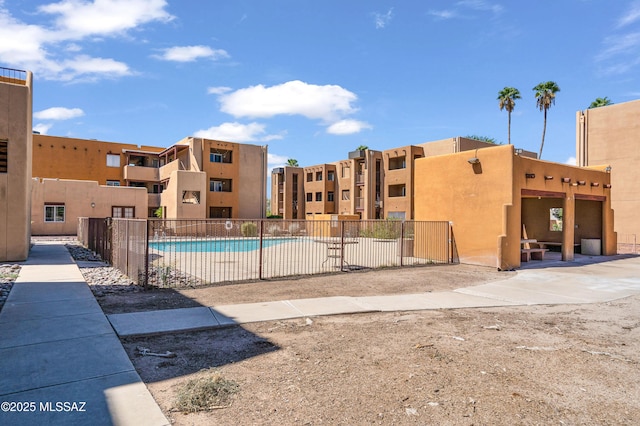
95;265;640;425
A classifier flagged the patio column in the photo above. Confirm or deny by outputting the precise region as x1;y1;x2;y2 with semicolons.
562;194;575;261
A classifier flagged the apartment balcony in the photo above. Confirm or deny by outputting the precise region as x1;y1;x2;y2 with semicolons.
148;193;161;208
278;183;284;193
355;197;364;211
355;173;365;185
124;165;160;182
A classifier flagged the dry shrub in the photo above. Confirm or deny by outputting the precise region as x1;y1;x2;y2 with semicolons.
174;369;239;412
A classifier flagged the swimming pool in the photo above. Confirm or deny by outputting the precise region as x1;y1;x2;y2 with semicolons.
149;237;298;253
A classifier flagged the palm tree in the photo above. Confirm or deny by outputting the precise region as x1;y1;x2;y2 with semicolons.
533;81;560;159
497;87;521;145
286;158;299;167
588;97;613;109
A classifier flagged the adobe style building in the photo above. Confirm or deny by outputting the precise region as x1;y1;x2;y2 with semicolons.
0;68;32;261
414;145;616;269
576;99;640;239
272;137;536;220
32;134;268;229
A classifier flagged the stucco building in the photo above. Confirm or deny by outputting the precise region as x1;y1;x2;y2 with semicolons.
272;137;536;220
0;68;32;261
576;99;640;239
414;145;616;269
32;134;268;228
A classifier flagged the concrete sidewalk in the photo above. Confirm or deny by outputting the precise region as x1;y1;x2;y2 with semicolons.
0;242;168;426
109;254;640;337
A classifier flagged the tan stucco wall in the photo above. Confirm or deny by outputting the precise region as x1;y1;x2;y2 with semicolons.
237;143;267;218
160;170;207;219
414;145;615;269
577;99;640;237
0;71;32;261
414;145;515;268
33;134;163;185
31;178;148;235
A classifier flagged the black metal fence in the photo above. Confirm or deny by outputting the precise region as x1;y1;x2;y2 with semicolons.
79;218;455;287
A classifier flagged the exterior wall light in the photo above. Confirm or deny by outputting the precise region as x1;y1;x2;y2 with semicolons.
561;177;571;183
591;182;600;187
577;180;586;186
605;166;612;172
525;173;536;179
604;184;612;189
91;202;96;208
467;157;480;165
544;175;554;180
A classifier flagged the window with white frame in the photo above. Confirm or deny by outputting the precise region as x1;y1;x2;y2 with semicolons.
112;206;135;218
106;154;120;168
106;180;120;186
45;204;65;222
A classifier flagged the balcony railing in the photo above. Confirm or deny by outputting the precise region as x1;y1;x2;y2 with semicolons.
148;193;161;208
0;67;27;85
355;197;364;210
355;173;365;185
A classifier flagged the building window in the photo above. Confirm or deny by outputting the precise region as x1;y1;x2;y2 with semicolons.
106;154;120;168
316;171;323;181
182;191;201;204
306;172;313;182
388;184;406;197
316;192;322;202
306;192;313;202
106;180;120;186
210;149;232;163
112;206;135;218
550;208;563;231
328;192;334;202
210;178;232;192
0;139;7;173
388;156;406;170
210;207;231;218
328;171;335;181
45;205;65;222
342;190;350;200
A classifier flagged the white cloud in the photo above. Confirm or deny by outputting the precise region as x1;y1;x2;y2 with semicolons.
155;45;229;62
207;86;232;95
267;153;289;169
0;0;173;81
429;1;502;20
34;107;85;120
428;10;458;20
617;0;640;28
326;119;372;135
565;156;577;166
193;122;283;142
33;123;53;135
39;0;174;38
373;8;393;29
218;80;358;122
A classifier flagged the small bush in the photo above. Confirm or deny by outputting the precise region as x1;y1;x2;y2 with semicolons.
174;370;239;412
240;222;258;237
360;219;401;239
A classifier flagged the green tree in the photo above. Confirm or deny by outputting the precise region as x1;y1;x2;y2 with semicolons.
355;145;369;151
588;97;613;109
286;158;299;167
465;135;500;144
497;87;521;145
533;81;560;159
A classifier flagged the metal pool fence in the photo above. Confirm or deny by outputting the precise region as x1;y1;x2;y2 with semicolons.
79;218;455;287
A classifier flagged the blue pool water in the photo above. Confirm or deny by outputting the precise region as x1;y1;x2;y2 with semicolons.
150;238;296;253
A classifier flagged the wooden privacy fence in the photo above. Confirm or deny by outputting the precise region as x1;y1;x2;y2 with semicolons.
79;218;456;287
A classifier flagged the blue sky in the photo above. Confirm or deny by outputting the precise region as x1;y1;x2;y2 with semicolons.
2;0;640;171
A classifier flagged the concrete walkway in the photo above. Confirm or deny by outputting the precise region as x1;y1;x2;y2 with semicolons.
0;242;168;426
108;254;640;337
